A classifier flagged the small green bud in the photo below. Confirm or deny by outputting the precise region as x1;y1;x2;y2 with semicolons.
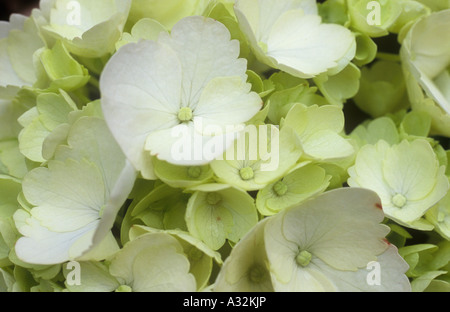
296;250;312;267
239;167;254;181
206;192;222;205
273;181;288;196
178;107;193;122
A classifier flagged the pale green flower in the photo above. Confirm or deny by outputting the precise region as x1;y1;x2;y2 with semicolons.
256;163;331;216
216;188;411;292
348;139;449;229
35;0;131;57
211;125;303;191
100;16;262;179
234;0;356;78
109;233;197;292
14;117;137;265
185;184;258;250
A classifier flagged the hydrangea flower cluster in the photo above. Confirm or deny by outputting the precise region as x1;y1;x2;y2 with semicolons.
0;0;449;292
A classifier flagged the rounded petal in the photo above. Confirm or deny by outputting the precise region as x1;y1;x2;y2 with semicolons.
159;16;248;108
100;40;182;177
214;218;274;292
266;12;355;78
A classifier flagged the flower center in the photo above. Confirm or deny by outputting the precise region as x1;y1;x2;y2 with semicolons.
239;167;254;181
392;193;407;208
178;107;193;122
187;247;203;262
187;166;201;179
249;265;266;283
296;250;312;267
273;181;288;196
206;193;222;205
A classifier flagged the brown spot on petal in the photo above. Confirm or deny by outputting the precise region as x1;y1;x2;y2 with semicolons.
375;203;383;210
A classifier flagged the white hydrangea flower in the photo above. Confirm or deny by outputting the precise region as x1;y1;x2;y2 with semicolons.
234;0;356;78
100;16;262;179
14;117;137;265
0;14;45;90
401;10;450;115
35;0;131;57
348;139;449;230
215;188;411;292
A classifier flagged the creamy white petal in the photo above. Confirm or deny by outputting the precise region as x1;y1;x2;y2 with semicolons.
158;16;247;109
100;40;182;176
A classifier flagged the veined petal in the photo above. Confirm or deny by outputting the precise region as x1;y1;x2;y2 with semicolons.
23;159;106;232
347;141;393;205
265;188;389;277
15;211;99;265
311;245;411;292
234;0;318;43
159;16;248;109
382;140;442;201
266;12;355;78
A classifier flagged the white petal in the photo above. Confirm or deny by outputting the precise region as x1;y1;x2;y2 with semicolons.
145;123;238;166
92;160;137;248
265;188;389;275
347;141;393;204
194;76;262;129
266;12;355;78
100;40;181;176
15;214;98;265
159;16;247;109
310;245;411;292
23;159;105;232
235;0;317;42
